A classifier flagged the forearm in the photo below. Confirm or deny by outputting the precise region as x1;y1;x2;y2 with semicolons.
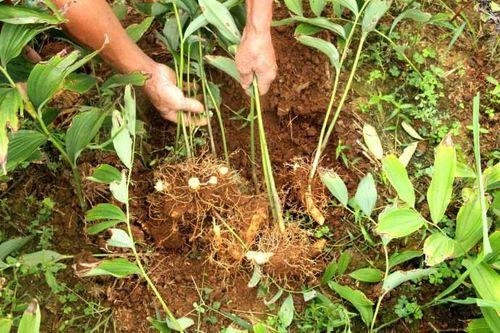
53;0;155;74
245;0;273;34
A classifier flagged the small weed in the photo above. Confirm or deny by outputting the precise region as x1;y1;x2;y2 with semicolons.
394;296;423;323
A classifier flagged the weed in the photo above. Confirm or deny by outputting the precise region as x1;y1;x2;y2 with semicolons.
394;296;423;323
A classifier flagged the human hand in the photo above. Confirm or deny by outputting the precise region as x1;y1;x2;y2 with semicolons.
143;63;205;123
235;29;277;95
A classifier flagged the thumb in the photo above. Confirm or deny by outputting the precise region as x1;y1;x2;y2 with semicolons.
181;97;204;114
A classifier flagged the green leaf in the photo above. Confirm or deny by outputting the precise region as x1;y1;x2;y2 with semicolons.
466;261;500;312
275;17;345;38
481;307;500;333
107;228;134;249
423;233;455;266
253;323;267;333
88;164;122;184
0;236;32;261
361;0;390;38
5;130;46;172
205;55;240;82
466;318;493;333
284;0;303;16
110;172;128;204
1;87;24;173
277;295;294;328
388;250;422;269
17;299;40;333
87;220;123;235
319;169;348;206
390;7;431;35
328;281;373;326
334;0;359;16
111;110;133;169
126;16;154;43
349;268;384;283
337;251;352;275
101;72;147;92
382;268;436;293
363;123;383;160
454;192;489;257
123;85;136;136
199;0;241;44
294;23;323;36
0;4;62;24
0;317;12;333
321;260;338;285
382;154;415;207
19;250;65;268
376;207;426;241
427;134;456;223
310;0;327;16
63;73;97;94
483;163;499;191
354;173;377;216
398;142;418;167
0;23;50;67
401;121;424;140
82;258;141;278
296;35;340;72
85;203;126;222
166;317;195;332
66;108;108;164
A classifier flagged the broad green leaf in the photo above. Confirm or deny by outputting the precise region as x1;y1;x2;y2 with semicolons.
0;23;50;67
17;299;40;333
253;323;267;333
454;193;489;257
19;250;66;268
390;7;431;35
382;154;415;207
354;173;377;216
0;87;24;173
328;281;373;325
399;142;418;167
296;35;340;72
284;0;303;16
278;295;294;328
310;0;327;16
0;236;32;261
199;0;241;44
363;123;383;159
205;55;240;82
334;0;359;16
466;261;500;312
126;16;154;42
481;307;500;333
166;317;195;332
376;208;426;240
86;203;126;222
88;164;122;184
87;220;123;235
401;121;424;140
319;169;348;206
111;110;133;169
107;228;134;249
382;268;436;293
456;161;476;178
82;258;141;278
123;85;136;136
0;317;12;333
110;172;128;204
361;0;390;38
5;130;46;172
294;23;323;36
427;134;456;223
466;318;493;333
423;233;455;266
388;250;422;269
66;108;108;164
337;251;352;275
101;72;147;92
274;17;345;38
63;73;97;94
349;268;384;283
0;4;62;24
321;260;338;285
483;163;499;191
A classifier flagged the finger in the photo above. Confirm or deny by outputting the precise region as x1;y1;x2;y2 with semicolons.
159;109;178;123
256;70;276;95
181;97;204;114
239;72;253;91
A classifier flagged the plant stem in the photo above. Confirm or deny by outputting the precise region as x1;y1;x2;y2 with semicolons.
370;243;389;331
249;98;259;191
252;79;284;232
198;37;217;157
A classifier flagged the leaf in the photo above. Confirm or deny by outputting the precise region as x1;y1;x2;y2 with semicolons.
63;73;97;94
349;268;384;283
274;17;345;38
107;228;134;249
354;173;377;216
454;193;489;257
456;162;476;179
399;142;418;167
296;35;340;72
199;0;241;44
123;85;136;136
166;317;195;332
466;318;493;333
363;123;383;159
321;260;338;285
126;16;154;42
0;23;50;67
310;0;327;16
88;164;122;184
320;169;348;206
0;236;32;261
328;281;373;326
205;55;240;82
335;0;359;16
247;266;261;288
284;0;303;16
0;317;12;333
427;134;456;223
337;251;352;275
376;207;426;241
423;233;455;266
294;23;323;36
388;250;423;269
19;250;65;268
5;130;46;172
110;172;128;204
390;7;431;35
466;261;500;314
278;295;294;328
82;258;141;278
111;110;133;169
85;203;126;222
66;108;108;164
382;268;436;293
382;154;415;207
1;88;26;173
0;4;62;24
101;72;147;92
17;299;40;333
483;163;499;191
401;121;424;140
361;0;390;38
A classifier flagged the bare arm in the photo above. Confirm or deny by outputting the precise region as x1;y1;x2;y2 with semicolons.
52;0;203;123
236;0;277;94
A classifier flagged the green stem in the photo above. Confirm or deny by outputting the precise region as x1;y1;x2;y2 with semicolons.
370;243;390;331
249;98;258;191
0;65;16;87
198;40;217;157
